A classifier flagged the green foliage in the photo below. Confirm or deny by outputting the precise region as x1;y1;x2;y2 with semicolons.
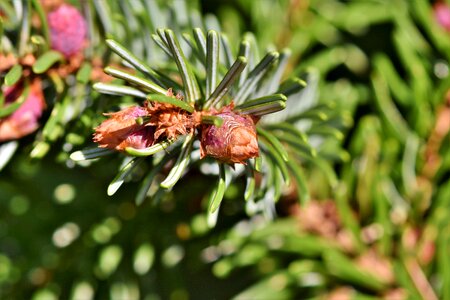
206;0;450;299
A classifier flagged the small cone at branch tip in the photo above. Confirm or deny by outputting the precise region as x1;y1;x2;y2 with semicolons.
93;89;197;151
200;104;259;165
47;4;87;58
93;106;155;151
0;79;46;142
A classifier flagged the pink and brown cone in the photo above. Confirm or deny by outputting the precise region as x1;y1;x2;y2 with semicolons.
47;4;87;58
0;79;46;142
93;90;196;152
200;105;259;164
93;106;155;151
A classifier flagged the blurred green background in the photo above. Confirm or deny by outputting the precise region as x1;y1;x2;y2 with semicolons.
1;0;450;299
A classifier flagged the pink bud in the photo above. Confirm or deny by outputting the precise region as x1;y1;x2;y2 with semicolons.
0;80;46;142
93;106;154;151
200;107;259;164
47;4;87;58
434;2;450;31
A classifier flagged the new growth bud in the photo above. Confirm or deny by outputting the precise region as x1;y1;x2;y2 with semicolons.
47;4;87;58
0;80;46;142
200;106;259;164
93;106;154;151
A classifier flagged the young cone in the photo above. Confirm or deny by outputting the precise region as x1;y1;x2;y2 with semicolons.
200;105;259;164
47;4;87;58
93;106;154;151
0;79;46;142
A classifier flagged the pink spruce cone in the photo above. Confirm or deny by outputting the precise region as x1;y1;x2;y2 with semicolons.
47;4;87;58
0;80;46;142
434;2;450;31
93;106;155;151
200;106;259;164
